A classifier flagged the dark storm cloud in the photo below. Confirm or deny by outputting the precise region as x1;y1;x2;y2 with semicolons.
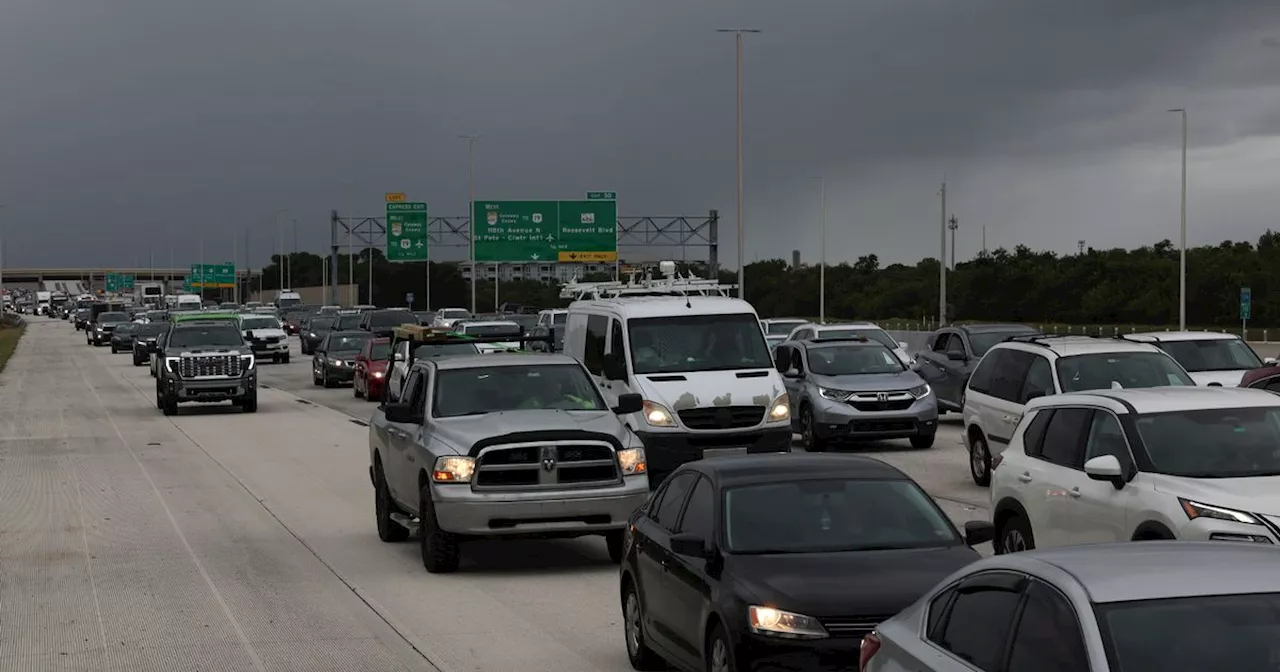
0;0;1276;269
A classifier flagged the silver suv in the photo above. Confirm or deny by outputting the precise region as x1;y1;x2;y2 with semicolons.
368;352;650;573
963;334;1195;486
776;337;937;451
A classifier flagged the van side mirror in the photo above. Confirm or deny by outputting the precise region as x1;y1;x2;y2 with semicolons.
613;393;643;415
603;354;627;381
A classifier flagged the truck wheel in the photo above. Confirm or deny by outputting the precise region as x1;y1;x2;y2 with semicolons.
604;530;625;563
374;465;409;543
323;372;336;389
282;353;290;364
418;484;459;573
911;432;936;449
111;344;119;353
161;393;178;416
239;391;258;413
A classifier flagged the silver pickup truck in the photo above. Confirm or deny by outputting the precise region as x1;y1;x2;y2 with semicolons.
369;352;650;573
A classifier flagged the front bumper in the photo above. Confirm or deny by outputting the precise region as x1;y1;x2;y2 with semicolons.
164;372;257;403
735;631;865;672
322;363;355;382
811;395;938;441
433;476;650;536
634;426;792;486
110;337;133;349
249;340;289;355
364;373;387;397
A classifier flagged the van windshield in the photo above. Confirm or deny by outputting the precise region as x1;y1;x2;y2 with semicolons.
628;313;773;374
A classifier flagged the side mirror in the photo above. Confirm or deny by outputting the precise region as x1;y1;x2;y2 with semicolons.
783;367;803;379
947;351;967;361
1266;357;1277;365
898;341;910;350
613;393;643;415
383;401;422;424
244;330;254;340
963;520;995;546
603;354;627;381
670;533;710;559
1084;455;1125;488
393;351;406;362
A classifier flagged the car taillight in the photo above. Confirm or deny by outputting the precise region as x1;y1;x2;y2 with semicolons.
991;454;1005;472
858;632;881;671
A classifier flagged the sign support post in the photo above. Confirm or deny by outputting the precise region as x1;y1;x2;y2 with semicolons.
1241;287;1252;339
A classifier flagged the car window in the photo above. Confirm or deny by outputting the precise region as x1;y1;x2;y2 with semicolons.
933;583;1022;672
946;335;966;355
1085;410;1132;466
967;350;1002;394
1017;355;1055;404
1056;352;1194;392
807;345;902;375
652;473;697;531
932;333;952;352
926;586;957;640
677;476;715;541
989;350;1035;402
401;371;424;413
1020;409;1054;458
610;318;626;358
1157;338;1263;373
584;314;608;375
1096;591;1280;672
1038;408;1091;469
1133;406;1280;478
1006;582;1089;672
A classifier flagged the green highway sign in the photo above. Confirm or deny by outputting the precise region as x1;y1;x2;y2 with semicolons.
386;202;429;262
1241;287;1252;321
189;263;236;289
586;191;616;201
473;199;618;263
104;272;134;292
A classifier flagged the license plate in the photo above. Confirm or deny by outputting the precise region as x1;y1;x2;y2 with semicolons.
702;447;748;458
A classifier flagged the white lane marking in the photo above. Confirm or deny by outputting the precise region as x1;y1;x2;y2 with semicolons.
70;457;112;663
76;365;269;672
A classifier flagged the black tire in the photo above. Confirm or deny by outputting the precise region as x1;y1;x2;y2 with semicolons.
706;624;737;672
800;405;826;452
111;345;119;353
604;530;625;563
374;465;410;543
354;379;364;398
323;373;336;388
312;370;322;387
160;393;177;416
622;583;665;671
910;432;936;449
282;354;290;364
418;484;459;573
969;433;992;486
239;392;258;413
996;514;1035;554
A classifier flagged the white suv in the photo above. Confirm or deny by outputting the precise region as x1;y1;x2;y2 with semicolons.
1121;331;1274;386
990;386;1280;555
784;321;913;365
963;335;1194;486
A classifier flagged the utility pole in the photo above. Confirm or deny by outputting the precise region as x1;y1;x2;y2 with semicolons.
1169;108;1188;331
273;208;287;297
717;28;760;301
288;218;298;290
948;215;958;269
199;236;205;302
982;225;987;256
367;246;373;305
939;182;947;327
813;176;826;323
347;219;354;307
459;134;481;314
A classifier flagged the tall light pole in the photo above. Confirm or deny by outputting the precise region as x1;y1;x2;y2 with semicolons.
939;182;948;326
272;208;288;295
1169;108;1188;331
459;134;481;314
812;176;826;322
289;218;298;290
717;28;760;300
948;215;958;269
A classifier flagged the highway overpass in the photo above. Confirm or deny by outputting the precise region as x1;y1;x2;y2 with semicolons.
1;267;261;285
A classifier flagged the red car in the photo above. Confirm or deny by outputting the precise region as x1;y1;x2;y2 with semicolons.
354;337;391;401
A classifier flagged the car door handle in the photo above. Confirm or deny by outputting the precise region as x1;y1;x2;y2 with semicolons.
1069;487;1082;498
1017;472;1033;483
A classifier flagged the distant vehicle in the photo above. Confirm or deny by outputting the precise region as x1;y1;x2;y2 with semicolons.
275;291;303;309
452;320;522;353
1120;331;1275;386
432;308;472;328
174;294;203;312
359;309;420;337
238;314;290;364
760;317;808;337
88;311;131;346
311;330;374;388
353;338;391;401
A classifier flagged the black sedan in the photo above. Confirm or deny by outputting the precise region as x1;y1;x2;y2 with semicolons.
109;322;141;352
131;323;169;366
300;316;336;355
311;330;374;387
619;454;993;672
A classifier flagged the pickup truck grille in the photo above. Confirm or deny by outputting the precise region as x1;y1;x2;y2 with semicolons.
178;354;242;378
679;406;764;430
474;442;619;489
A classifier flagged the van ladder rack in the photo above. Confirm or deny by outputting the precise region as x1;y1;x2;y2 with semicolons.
560;270;739;300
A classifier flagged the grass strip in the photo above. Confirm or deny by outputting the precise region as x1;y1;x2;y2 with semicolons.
0;323;26;375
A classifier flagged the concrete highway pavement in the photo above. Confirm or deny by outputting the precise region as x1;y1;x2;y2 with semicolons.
1;318;991;672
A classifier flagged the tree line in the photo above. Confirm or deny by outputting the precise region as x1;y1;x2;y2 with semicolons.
258;231;1280;328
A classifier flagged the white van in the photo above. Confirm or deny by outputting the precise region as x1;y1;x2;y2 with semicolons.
275;291;302;309
175;294;203;311
561;266;792;486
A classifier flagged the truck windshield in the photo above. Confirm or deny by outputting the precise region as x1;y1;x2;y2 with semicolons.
241;317;281;330
628;313;773;374
277;297;301;308
99;312;128;322
370;311;419;327
168;326;243;348
434;364;605;417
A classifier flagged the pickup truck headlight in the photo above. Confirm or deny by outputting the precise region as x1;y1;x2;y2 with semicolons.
748;606;828;639
908;384;931;400
617;447;647;475
164;356;179;372
768;394;791;422
432;456;475;483
241;354;255;370
642;400;677;427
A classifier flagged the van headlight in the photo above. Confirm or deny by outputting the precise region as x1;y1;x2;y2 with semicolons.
768;394;791;422
617;447;647;475
642;400;677;427
908;384;931;400
432;456;475;483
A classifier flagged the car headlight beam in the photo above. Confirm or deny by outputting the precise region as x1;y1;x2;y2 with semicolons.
1180;498;1260;525
748;605;828;639
432;456;475;483
768;394;791;422
617;447;647;475
641;400;676;427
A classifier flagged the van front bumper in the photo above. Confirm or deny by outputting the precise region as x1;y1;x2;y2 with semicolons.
634;426;793;487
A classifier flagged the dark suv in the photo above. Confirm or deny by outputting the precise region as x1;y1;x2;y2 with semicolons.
915;323;1039;412
155;320;258;415
359;309;420;337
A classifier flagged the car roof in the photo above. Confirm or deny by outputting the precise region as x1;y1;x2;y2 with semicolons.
794;337;888;350
429;352;578;371
683;453;909;487
238;313;279;319
995;335;1163;357
956;323;1038;333
986;542;1280;604
572;296;756;319
327;330;373;338
459;320;519;327
1025;386;1280;414
1123;330;1240;342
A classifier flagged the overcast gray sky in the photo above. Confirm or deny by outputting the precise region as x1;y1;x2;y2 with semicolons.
3;0;1278;270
